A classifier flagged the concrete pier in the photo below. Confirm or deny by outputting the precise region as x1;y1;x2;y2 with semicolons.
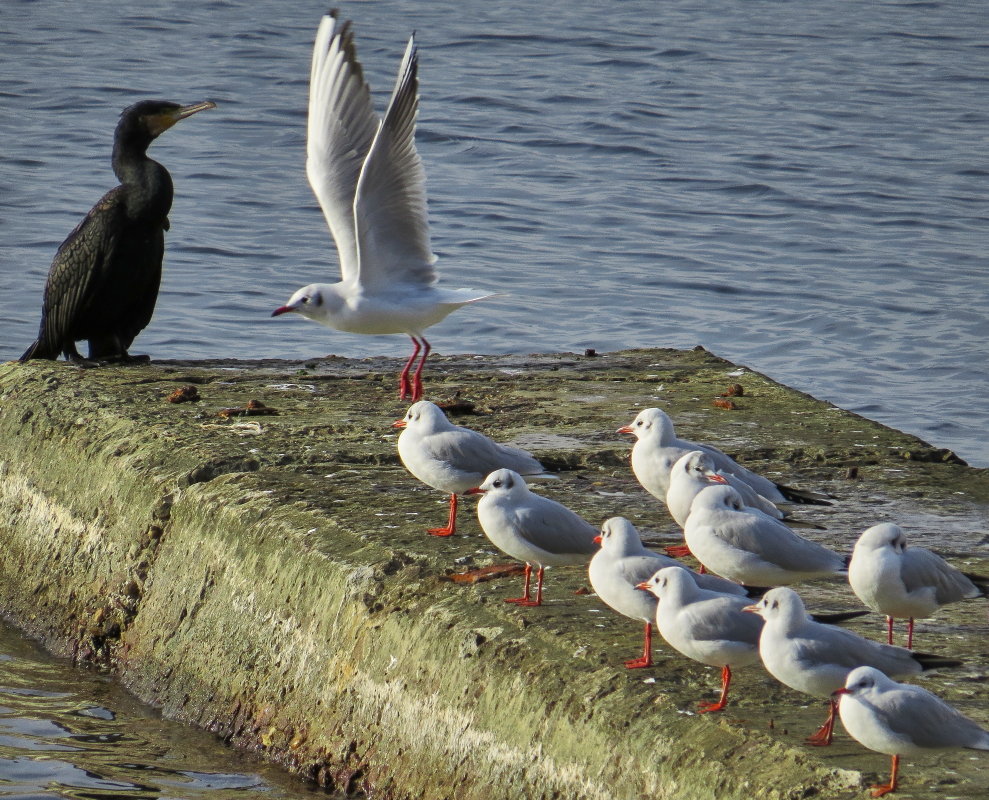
1;348;986;799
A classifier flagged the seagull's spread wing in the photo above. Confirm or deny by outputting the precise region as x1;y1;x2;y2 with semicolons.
353;35;437;290
306;13;379;282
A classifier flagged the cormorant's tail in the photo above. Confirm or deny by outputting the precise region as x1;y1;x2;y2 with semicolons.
20;339;59;361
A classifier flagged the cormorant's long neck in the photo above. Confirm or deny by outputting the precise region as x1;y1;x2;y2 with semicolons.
112;142;174;222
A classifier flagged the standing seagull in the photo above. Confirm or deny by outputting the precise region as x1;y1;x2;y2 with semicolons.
589;516;746;669
473;469;598;606
617;408;830;509
394;401;554;536
638;567;764;713
685;485;846;586
848;522;986;649
745;587;960;746
272;13;493;401
835;666;989;797
21;99;216;363
667;450;786;527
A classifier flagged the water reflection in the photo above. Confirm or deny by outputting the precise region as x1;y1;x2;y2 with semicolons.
0;621;335;799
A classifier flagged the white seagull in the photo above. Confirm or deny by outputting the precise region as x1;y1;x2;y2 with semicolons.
684;485;847;586
745;587;960;746
617;408;830;519
848;522;986;649
473;469;598;606
588;517;746;669
272;13;494;401
393;401;554;536
638;566;764;713
666;450;785;527
835;666;989;797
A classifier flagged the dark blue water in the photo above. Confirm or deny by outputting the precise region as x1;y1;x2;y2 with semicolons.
0;619;331;799
2;0;987;467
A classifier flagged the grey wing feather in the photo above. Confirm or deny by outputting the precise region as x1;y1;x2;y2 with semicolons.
428;429;544;477
715;514;841;573
879;687;989;749
516;501;598;556
791;625;919;675
617;554;675;585
353;35;437;288
685;597;762;645
306;14;380;282
901;548;981;604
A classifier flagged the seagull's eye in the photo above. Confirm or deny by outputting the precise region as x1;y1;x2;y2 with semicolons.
302;296;311;304
493;480;502;488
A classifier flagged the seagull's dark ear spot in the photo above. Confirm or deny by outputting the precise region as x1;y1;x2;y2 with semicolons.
505;476;514;489
771;600;779;610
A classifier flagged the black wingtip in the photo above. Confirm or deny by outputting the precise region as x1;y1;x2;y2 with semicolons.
914;652;964;671
811;609;871;626
777;483;835;506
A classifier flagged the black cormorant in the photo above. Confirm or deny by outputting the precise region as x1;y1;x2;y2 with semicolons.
20;99;216;364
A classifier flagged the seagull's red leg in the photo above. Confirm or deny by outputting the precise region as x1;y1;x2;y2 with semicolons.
698;664;732;713
399;336;422;400
504;564;533;605
665;544;692;558
870;755;899;797
411;336;431;401
906;618;915;650
427;493;457;536
806;697;837;746
886;615;895;645
624;621;653;669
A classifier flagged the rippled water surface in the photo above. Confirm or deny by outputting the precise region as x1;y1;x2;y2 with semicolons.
0;620;333;799
2;0;987;465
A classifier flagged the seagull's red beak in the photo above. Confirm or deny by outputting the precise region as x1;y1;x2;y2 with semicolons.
271;305;294;317
392;419;407;429
465;487;485;495
593;535;602;545
741;603;759;614
831;687;851;698
707;473;729;484
634;581;650;591
616;424;634;434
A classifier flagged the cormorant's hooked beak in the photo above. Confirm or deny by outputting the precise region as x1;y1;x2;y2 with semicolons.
175;100;217;120
151;100;217;136
271;305;294;317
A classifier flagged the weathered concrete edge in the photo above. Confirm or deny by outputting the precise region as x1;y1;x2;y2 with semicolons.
0;352;975;799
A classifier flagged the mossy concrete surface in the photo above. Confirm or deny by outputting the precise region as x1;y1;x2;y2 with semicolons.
0;348;986;799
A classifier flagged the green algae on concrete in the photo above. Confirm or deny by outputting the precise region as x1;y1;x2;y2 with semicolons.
0;348;987;799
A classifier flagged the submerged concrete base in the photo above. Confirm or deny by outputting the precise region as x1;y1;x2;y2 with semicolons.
1;348;986;799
